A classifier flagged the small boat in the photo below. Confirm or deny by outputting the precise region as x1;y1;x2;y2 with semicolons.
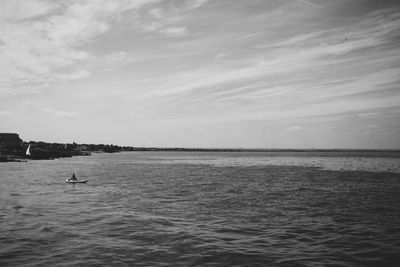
66;179;88;184
26;144;31;156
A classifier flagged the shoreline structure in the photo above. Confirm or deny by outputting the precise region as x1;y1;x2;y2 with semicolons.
1;133;399;162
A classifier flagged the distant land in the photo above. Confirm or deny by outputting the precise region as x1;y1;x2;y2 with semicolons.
1;133;399;162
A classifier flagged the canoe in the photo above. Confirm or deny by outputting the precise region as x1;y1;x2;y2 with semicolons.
66;179;88;184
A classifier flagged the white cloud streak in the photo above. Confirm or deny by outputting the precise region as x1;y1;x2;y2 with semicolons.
160;26;187;37
43;108;79;118
0;0;161;96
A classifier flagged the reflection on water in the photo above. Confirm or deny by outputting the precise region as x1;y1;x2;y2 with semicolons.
1;151;400;266
149;154;400;173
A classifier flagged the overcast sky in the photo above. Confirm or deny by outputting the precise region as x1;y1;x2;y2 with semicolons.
1;0;399;148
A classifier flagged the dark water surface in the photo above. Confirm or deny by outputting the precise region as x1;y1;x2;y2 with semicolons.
1;151;400;266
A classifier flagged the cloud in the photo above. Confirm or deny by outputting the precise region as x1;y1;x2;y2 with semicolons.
190;0;212;9
18;100;32;107
106;51;129;62
1;0;399;148
0;0;161;96
0;110;12;116
149;8;163;19
57;69;91;80
160;26;187;37
54;111;80;118
285;126;304;133
0;0;55;22
294;0;321;8
138;6;400;100
215;53;227;60
43;108;79;118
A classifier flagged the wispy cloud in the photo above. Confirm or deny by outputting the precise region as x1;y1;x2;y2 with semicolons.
0;0;161;94
0;111;12;116
136;4;400;102
43;108;79;118
189;0;213;9
285;126;304;133
0;0;55;22
160;26;187;37
1;0;399;148
105;51;129;62
56;69;92;80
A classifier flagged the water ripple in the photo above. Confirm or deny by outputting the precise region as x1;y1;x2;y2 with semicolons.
1;152;400;266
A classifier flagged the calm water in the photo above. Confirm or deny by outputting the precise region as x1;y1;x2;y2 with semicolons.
1;151;400;266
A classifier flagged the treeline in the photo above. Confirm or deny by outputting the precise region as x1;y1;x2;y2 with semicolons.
3;136;398;163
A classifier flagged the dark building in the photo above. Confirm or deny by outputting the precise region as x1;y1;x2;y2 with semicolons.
0;133;23;152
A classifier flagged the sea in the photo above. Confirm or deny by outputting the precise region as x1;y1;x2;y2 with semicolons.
1;151;400;267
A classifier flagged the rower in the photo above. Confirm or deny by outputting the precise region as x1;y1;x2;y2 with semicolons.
71;173;78;181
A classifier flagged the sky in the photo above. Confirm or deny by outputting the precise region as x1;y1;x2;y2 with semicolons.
0;0;400;149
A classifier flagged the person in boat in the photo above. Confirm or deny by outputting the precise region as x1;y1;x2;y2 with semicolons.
70;173;78;181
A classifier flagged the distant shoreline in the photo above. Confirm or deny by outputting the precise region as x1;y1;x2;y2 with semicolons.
1;133;399;163
2;148;399;163
122;148;400;152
